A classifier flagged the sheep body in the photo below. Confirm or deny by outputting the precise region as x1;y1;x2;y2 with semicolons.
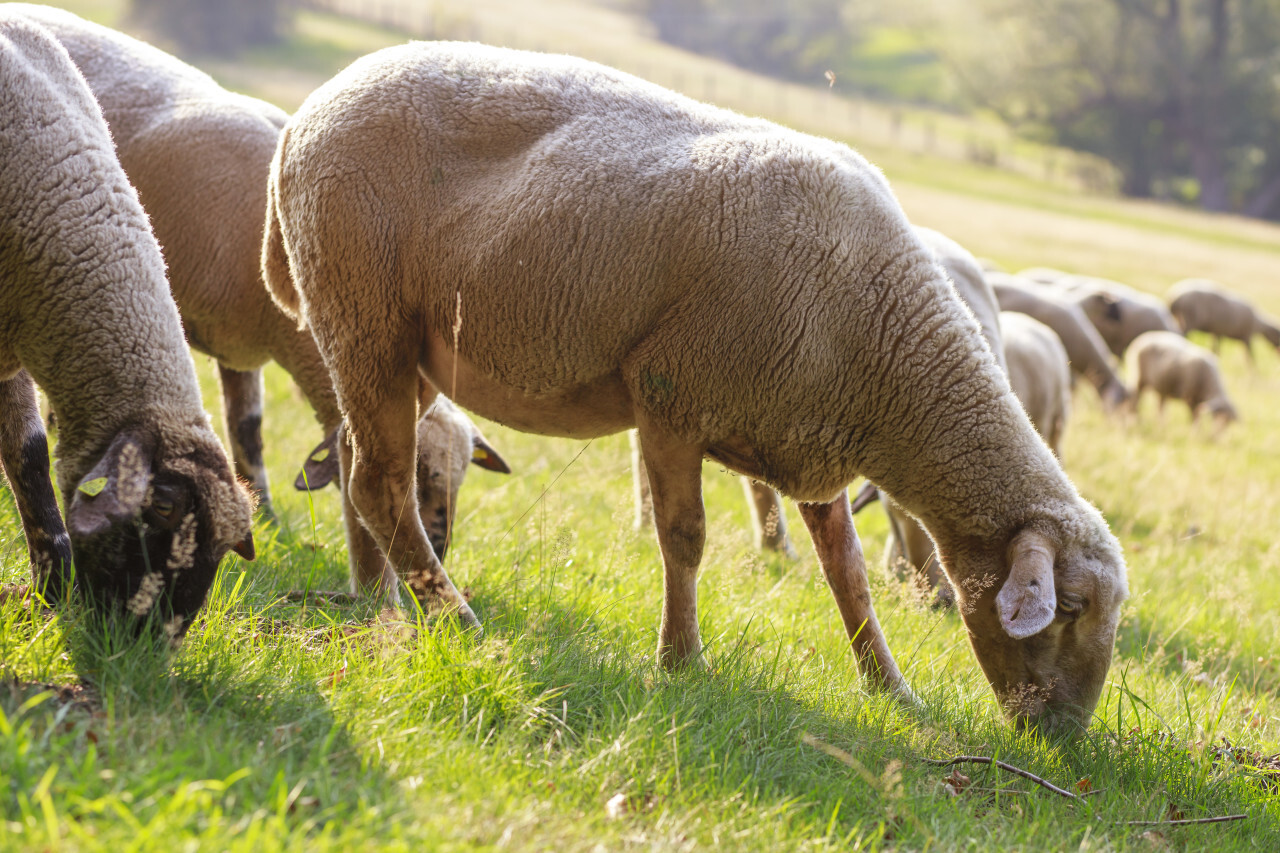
1125;331;1239;427
989;272;1128;410
265;41;1127;728
0;13;253;631
9;5;509;597
1166;278;1280;362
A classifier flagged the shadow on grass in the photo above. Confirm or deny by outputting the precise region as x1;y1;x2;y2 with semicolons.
0;593;395;844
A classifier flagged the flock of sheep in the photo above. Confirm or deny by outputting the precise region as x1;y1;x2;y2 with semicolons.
0;4;1267;734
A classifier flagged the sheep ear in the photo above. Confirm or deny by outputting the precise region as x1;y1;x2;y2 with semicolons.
67;430;157;538
470;432;511;474
995;530;1057;639
849;481;879;514
232;531;256;561
295;429;340;490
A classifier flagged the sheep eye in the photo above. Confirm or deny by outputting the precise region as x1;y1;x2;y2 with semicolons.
152;497;175;517
1056;597;1084;620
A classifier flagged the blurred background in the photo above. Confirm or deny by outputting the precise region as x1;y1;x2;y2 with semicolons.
105;0;1280;222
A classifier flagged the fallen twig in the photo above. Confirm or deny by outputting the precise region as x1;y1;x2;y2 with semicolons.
1125;814;1247;827
922;756;1083;801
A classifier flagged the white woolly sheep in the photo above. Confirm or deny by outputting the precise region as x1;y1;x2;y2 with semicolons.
1125;331;1239;432
1166;278;1280;364
10;5;510;595
1050;276;1180;357
0;13;254;633
988;272;1129;410
263;42;1128;730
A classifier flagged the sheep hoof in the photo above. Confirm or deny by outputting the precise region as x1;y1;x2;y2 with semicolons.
657;641;707;673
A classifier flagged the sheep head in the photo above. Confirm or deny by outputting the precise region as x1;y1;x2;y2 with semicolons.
949;523;1127;734
65;426;255;640
292;398;511;562
415;396;510;560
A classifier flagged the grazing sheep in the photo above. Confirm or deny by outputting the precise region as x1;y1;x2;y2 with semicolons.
1000;312;1072;456
989;272;1129;410
264;42;1128;729
1051;276;1180;357
9;5;510;596
0;13;254;633
1166;278;1280;364
1125;331;1239;432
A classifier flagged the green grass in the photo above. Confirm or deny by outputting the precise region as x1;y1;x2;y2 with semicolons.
5;356;1280;849
4;0;1280;849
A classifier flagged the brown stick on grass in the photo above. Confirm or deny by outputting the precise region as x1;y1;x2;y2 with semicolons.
1125;814;1247;827
921;756;1084;800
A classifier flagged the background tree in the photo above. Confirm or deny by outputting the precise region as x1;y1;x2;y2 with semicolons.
131;0;287;55
923;0;1280;216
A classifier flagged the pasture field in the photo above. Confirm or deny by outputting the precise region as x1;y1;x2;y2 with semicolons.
4;0;1280;849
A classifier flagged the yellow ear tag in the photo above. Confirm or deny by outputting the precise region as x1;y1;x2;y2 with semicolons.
472;447;489;462
311;448;330;463
79;476;108;497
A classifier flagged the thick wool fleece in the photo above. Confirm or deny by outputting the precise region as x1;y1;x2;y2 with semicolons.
5;4;338;428
266;41;1129;722
0;13;251;628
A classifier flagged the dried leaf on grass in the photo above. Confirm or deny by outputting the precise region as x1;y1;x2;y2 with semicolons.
604;791;657;820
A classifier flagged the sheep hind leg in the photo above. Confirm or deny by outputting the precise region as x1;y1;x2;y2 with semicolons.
629;430;654;531
797;493;915;702
743;480;797;558
637;424;707;670
342;367;477;628
0;372;72;602
339;428;399;602
217;365;273;520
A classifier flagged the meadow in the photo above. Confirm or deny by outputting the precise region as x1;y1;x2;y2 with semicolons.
3;1;1280;849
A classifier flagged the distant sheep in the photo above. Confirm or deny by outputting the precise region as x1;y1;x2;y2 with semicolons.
10;5;510;598
989;272;1129;410
1051;276;1180;357
263;42;1128;729
1166;278;1280;364
0;13;253;633
1125;331;1239;432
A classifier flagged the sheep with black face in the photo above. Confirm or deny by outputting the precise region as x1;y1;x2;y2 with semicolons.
0;13;254;635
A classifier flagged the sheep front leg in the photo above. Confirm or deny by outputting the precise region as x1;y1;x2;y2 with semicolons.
0;372;72;601
798;493;913;700
344;376;477;629
216;365;272;517
637;426;707;669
